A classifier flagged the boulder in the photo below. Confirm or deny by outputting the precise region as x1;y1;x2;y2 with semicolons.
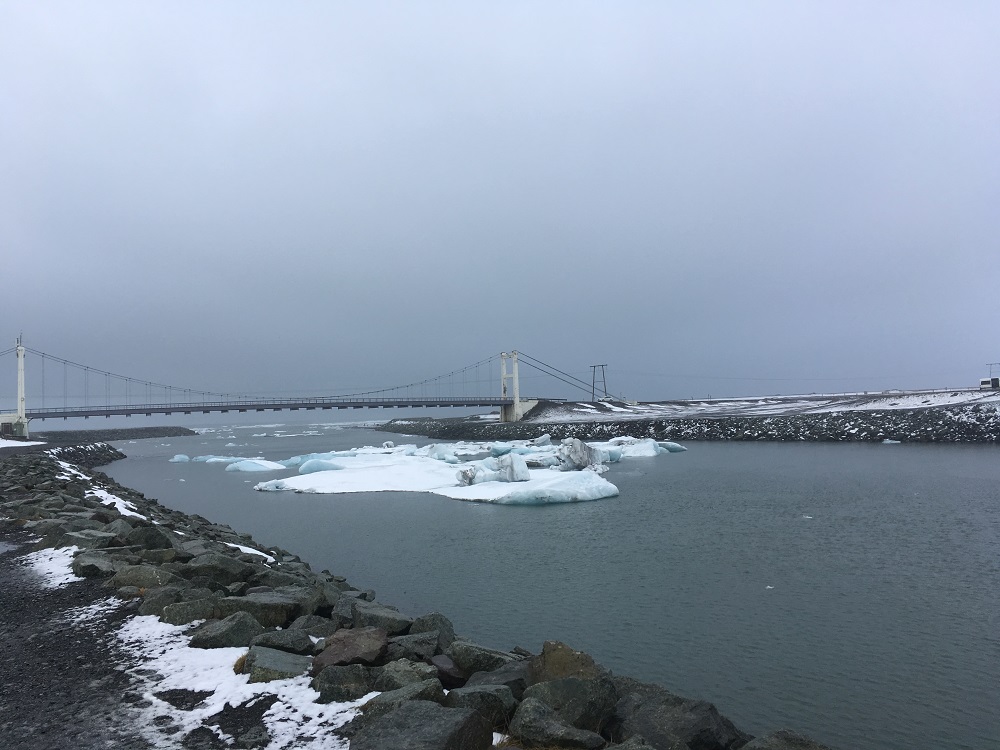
311;627;388;674
443;684;517;729
60;529;117;550
446;640;516;675
242;646;312;683
185;552;258;586
190;611;266;649
249;629;315;656
742;730;834;750
430;654;467;689
102;518;135;538
109;564;184;589
288;614;340;638
349;700;492;750
361;678;446;720
311;664;379;703
385;631;440;662
126;525;175;550
138;585;183;616
465;659;531;700
162;598;218;625
529;641;607;685
522;676;619;734
613;678;750;750
509;697;606;750
71;550;117;578
351;600;413;636
373;659;439;691
216;589;316;628
410;612;456;651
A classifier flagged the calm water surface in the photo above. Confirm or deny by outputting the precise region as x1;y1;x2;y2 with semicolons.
104;424;1000;750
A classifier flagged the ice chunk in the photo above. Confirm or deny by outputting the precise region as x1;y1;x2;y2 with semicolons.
382;441;395;448
440;470;619;505
658;441;687;453
531;433;552;446
489;442;513;457
225;459;286;472
169;454;190;463
298;459;345;474
191;455;252;463
425;444;459;464
279;450;357;468
497;453;530;482
557;438;601;470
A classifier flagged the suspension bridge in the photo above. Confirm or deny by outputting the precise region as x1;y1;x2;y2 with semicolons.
0;338;610;438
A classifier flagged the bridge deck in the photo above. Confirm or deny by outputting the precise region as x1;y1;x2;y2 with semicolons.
25;396;515;420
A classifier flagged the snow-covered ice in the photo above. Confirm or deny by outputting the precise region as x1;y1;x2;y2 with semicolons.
0;437;44;448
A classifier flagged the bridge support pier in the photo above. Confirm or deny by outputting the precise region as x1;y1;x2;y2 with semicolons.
500;351;536;422
0;336;30;439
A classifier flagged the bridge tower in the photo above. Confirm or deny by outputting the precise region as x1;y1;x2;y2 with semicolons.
500;350;537;423
1;336;30;439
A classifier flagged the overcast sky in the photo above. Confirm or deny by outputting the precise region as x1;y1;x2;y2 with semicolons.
3;2;999;406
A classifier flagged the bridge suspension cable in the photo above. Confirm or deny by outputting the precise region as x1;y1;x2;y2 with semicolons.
515;351;598;398
333;355;500;399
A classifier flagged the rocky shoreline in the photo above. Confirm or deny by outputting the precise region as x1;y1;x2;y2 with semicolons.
1;443;833;750
381;402;1000;444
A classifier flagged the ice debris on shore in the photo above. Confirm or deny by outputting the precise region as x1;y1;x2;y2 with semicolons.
171;435;684;505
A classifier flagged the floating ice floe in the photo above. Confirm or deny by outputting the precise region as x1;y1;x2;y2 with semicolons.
176;436;683;505
225;459;287;472
169;454;190;463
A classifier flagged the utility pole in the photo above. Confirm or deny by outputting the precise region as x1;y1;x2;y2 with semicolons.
590;364;608;401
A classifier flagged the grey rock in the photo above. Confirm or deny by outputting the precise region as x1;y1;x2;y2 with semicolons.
102;518;135;538
190;611;266;649
162;598;218;625
311;627;388;673
443;684;517;729
410;611;456;651
430;654;466;689
71;550;117;578
351;599;413;635
289;614;340;638
60;529;117;550
350;700;492;750
613;678;750;750
509;697;606;750
386;630;441;662
522;676;619;734
361;677;446;720
216;590;312;628
242;646;312;683
373;658;439;691
109;564;184;589
529;640;607;685
311;664;379;703
742;730;834;750
249;629;315;656
446;640;516;675
466;659;531;700
138;585;183;616
185;552;258;586
126;524;175;550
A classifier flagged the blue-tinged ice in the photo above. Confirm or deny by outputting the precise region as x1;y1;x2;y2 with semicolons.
489;442;513;457
279;450;357;468
659;442;687;453
225;459;286;472
191;455;252;463
169;454;190;463
298;459;345;474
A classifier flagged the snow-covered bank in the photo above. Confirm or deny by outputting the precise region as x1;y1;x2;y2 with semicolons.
381;402;1000;445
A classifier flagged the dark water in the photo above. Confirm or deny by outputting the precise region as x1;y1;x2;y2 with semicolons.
105;425;1000;750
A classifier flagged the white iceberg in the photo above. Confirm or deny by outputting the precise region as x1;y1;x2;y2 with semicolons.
168;454;190;463
298;459;345;474
225;459;287;472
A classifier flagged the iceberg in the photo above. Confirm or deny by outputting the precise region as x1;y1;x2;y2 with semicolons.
659;442;687;453
440;470;619;505
191;455;253;464
169;454;190;463
225;459;286;472
298;459;345;474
